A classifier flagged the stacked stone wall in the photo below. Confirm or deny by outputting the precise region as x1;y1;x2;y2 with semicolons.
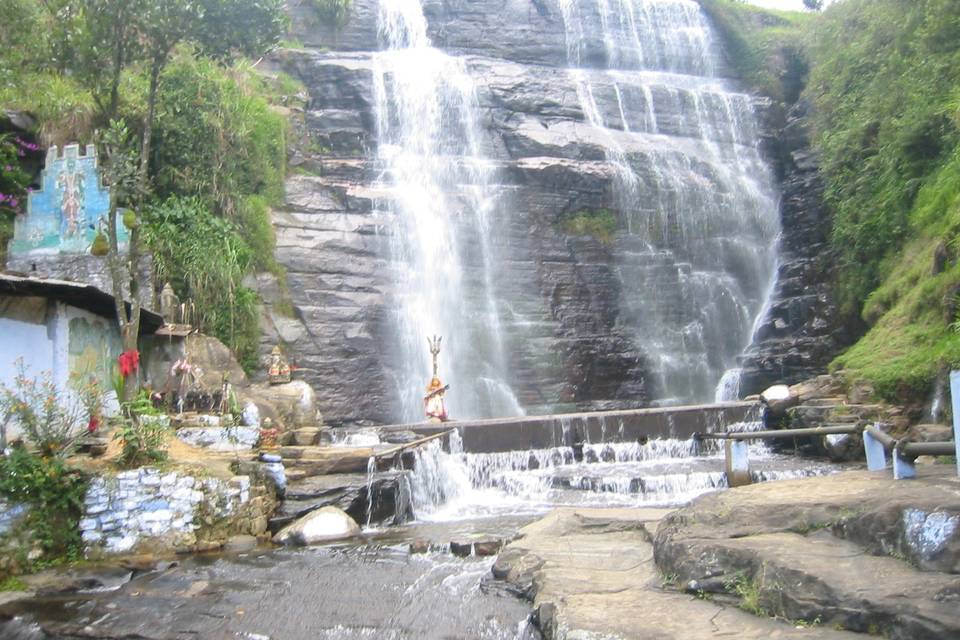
80;467;276;557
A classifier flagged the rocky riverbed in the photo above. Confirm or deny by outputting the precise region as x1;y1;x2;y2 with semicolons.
4;465;959;639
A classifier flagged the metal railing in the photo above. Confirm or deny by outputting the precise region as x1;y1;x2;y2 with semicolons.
699;370;960;484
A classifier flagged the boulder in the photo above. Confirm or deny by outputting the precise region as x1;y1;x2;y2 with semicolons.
246;380;319;428
759;384;797;416
184;334;249;389
272;506;361;546
904;423;954;444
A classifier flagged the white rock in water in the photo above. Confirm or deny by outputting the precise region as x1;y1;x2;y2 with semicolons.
273;506;361;546
760;384;791;403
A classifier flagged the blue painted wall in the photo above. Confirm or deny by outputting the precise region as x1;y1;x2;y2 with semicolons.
8;144;129;256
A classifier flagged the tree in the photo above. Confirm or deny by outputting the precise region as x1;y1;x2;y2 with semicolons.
803;0;824;10
76;0;287;396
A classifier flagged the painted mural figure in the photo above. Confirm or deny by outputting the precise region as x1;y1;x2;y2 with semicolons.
424;335;450;422
56;154;85;237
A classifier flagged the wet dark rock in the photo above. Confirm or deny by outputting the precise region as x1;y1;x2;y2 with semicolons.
271;470;412;531
473;540;504;556
739;100;859;395
409;538;430;554
450;541;473;557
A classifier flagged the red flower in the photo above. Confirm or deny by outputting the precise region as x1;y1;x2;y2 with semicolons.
118;350;140;377
87;416;100;433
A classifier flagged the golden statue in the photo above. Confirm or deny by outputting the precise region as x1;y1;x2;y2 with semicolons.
268;345;291;385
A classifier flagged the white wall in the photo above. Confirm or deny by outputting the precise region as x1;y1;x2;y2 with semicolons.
0;296;56;393
1;296;123;444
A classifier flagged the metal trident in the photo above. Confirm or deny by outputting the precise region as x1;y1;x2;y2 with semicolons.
427;335;442;378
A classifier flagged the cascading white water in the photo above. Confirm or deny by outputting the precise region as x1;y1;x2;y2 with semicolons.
404;420;838;521
556;0;781;404
374;0;522;422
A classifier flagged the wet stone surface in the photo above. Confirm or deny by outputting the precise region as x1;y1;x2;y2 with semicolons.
0;543;539;640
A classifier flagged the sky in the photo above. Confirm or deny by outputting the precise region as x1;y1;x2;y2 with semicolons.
742;0;838;10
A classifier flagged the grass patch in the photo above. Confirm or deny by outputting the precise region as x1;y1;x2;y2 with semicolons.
831;147;960;402
0;576;27;592
560;208;619;244
695;0;812;100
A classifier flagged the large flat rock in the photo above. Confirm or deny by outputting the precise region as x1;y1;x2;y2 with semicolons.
654;468;960;639
493;507;860;640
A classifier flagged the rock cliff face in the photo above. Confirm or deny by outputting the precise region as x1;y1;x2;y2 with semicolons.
737;99;857;395
265;0;789;424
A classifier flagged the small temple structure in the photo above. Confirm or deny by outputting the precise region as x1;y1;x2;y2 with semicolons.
8;144;129;256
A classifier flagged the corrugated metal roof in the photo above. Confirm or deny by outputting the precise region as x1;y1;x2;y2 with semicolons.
0;273;164;333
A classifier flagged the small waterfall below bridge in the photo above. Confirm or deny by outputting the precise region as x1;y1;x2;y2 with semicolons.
404;423;838;522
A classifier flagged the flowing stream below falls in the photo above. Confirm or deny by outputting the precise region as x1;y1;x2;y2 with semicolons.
0;418;845;640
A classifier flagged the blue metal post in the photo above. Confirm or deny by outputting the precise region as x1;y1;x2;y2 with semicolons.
863;427;888;471
951;371;960;477
892;445;917;480
725;439;751;487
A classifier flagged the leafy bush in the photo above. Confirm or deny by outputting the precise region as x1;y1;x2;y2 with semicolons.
0;448;88;565
695;0;811;100
0;134;34;262
143;196;261;367
807;0;960;314
312;0;352;26
0;360;104;458
112;391;169;469
151;55;287;221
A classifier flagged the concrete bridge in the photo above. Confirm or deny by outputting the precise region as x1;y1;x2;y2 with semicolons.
383;401;761;453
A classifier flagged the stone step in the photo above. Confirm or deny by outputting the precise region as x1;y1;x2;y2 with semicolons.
800;397;848;407
280;427;332;447
495;509;860;640
655;469;960;639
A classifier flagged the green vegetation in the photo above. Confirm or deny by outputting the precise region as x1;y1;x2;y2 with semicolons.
702;0;960;403
695;0;812;100
312;0;352;27
0;1;292;370
725;571;767;617
144;196;262;368
811;0;960;401
0;576;28;591
0;449;88;572
560;208;620;244
112;390;171;469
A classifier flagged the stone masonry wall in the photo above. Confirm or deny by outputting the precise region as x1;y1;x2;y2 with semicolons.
80;467;276;557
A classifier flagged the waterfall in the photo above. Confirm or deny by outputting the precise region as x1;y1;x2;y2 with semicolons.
374;0;522;422
556;0;781;404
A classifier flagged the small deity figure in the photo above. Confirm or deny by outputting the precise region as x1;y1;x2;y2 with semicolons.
424;335;450;422
268;345;291;385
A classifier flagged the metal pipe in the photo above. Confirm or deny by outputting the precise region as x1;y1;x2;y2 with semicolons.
699;425;859;440
863;425;897;451
899;441;956;459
